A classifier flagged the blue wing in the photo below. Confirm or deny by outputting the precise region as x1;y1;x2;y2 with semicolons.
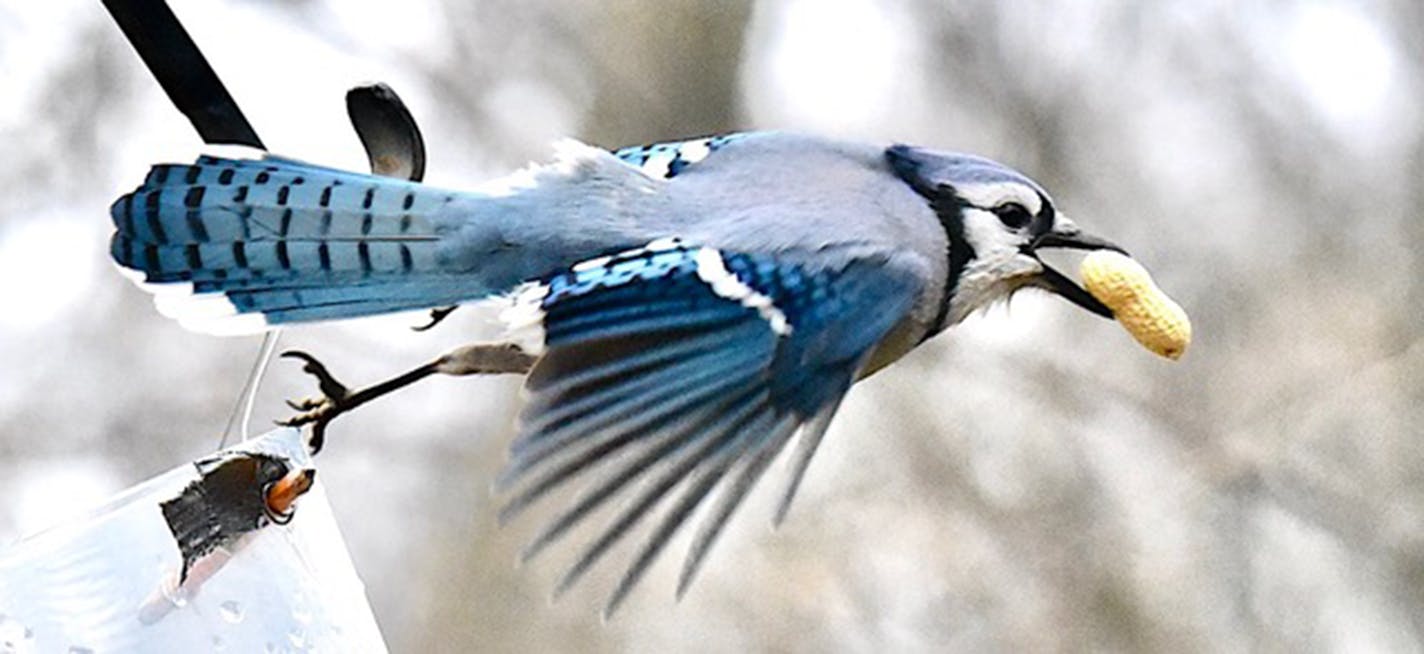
496;238;920;615
610;133;749;179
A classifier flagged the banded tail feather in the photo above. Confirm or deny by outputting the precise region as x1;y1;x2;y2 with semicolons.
111;134;758;334
110;155;479;333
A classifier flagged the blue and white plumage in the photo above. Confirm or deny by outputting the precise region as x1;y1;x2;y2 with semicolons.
110;131;1123;613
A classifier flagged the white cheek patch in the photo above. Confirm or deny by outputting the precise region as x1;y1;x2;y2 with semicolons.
954;181;1042;214
962;208;1029;259
946;208;1043;324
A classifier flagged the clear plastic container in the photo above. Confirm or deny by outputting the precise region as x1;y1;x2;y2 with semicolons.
0;428;387;653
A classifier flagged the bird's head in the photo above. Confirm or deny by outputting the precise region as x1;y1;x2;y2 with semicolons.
886;144;1123;329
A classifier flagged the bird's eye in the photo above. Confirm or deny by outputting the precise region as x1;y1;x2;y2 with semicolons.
993;203;1032;229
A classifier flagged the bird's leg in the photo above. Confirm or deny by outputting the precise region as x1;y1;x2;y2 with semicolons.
278;343;537;453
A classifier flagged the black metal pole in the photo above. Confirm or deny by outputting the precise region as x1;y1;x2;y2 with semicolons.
103;0;275;449
102;0;265;149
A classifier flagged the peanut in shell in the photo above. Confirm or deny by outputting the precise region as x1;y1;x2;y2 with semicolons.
1079;251;1191;360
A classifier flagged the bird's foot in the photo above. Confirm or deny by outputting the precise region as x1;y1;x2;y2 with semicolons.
276;350;353;454
273;342;527;454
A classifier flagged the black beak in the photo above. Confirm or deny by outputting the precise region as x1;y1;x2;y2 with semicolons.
1025;218;1126;319
1032;230;1127;255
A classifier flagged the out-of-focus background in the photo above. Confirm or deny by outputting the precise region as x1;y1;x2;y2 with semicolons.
2;0;1421;651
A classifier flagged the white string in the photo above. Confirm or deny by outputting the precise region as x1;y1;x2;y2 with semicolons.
219;329;283;448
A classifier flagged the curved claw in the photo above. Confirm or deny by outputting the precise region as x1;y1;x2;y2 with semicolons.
274;349;450;455
284;397;324;412
280;350;351;400
277;350;354;454
411;306;458;332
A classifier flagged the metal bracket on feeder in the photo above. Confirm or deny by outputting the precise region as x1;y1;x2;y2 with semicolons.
347;83;427;182
102;0;265;149
161;451;315;586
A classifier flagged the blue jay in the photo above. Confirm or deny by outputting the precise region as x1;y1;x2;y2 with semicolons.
110;132;1123;614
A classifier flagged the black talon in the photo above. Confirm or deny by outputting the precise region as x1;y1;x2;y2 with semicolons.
277;350;355;454
280;350;351;401
284;398;314;411
274;349;448;456
411;306;458;332
302;421;330;456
